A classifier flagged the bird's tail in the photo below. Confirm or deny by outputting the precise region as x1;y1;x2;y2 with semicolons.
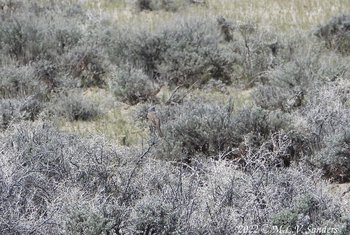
157;127;164;137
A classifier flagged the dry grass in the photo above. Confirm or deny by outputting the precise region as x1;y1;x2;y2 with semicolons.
207;0;350;31
190;87;255;109
84;0;350;31
58;88;148;146
60;107;148;146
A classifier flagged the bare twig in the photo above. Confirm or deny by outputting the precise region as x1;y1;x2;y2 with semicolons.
121;143;155;202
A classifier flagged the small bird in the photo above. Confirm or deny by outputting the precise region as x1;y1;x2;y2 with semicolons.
217;16;233;42
147;106;163;137
225;96;234;116
287;90;304;109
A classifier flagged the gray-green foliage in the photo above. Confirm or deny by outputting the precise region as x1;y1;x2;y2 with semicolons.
316;15;350;54
154;101;239;159
252;32;350;182
253;35;350;112
0;96;43;130
110;18;234;86
253;39;321;111
47;89;101;121
109;65;159;105
0;64;47;98
227;22;283;82
107;18;293;89
148;102;304;165
62;45;108;88
0;3;84;64
156;19;233;86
